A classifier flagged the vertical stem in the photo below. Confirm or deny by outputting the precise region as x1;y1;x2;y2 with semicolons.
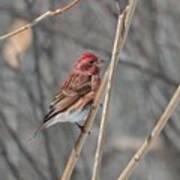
92;0;138;179
118;85;180;180
60;71;109;180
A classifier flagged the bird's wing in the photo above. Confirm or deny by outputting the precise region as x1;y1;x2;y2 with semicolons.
43;74;92;123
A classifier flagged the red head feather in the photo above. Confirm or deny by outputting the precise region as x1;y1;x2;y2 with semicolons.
74;52;100;75
80;52;98;62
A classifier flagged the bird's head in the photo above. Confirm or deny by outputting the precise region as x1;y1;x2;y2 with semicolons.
74;52;102;75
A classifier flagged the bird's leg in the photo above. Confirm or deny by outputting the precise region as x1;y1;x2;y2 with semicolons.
75;122;90;134
75;122;84;132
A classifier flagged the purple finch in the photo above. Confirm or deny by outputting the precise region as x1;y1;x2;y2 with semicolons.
36;52;101;134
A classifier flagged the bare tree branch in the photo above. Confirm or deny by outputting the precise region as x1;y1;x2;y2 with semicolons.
92;1;138;179
118;85;180;180
60;69;109;180
0;0;80;41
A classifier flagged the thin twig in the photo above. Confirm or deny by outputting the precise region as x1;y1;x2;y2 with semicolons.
60;70;109;180
92;0;138;179
118;85;180;180
0;0;80;41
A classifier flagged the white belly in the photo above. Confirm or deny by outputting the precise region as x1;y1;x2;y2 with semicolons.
44;105;91;128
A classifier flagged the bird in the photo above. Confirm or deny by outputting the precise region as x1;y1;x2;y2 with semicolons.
34;52;102;137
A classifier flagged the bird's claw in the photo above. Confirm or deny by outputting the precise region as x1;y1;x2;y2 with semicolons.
75;123;90;135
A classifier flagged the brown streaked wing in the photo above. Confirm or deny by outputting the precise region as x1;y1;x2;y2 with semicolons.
43;78;92;123
49;73;78;108
49;92;66;108
43;95;79;123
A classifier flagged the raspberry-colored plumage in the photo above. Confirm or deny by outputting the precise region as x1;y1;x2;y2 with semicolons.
38;52;101;132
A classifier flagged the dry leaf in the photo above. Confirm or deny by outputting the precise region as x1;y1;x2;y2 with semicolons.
3;19;32;69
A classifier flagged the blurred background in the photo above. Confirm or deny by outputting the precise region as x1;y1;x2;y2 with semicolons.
0;0;180;179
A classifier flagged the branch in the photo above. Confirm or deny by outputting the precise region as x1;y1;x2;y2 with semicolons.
112;136;163;152
92;0;138;179
118;85;180;180
60;70;109;180
0;0;80;41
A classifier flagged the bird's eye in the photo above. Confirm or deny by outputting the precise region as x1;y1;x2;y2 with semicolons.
89;60;94;64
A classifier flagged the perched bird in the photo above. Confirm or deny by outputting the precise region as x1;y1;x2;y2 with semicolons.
35;52;101;136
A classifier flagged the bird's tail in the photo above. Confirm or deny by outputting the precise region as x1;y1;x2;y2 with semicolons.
27;123;46;143
28;118;57;143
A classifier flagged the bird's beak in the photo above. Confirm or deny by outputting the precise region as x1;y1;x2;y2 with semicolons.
97;59;105;66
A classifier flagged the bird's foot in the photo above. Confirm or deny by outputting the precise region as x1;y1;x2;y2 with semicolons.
75;123;90;135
